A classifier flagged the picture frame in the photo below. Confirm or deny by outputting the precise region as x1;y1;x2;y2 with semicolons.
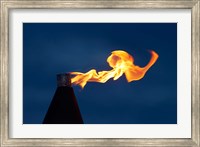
0;0;199;146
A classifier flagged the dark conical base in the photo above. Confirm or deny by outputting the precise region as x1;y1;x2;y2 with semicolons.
43;87;83;124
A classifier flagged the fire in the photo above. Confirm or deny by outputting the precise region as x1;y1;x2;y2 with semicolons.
71;50;159;88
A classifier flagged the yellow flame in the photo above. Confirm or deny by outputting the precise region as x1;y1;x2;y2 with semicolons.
71;50;159;88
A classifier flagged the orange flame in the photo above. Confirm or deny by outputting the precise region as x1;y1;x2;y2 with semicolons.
71;50;159;88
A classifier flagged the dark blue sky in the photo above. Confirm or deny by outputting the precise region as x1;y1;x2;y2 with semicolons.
23;23;177;124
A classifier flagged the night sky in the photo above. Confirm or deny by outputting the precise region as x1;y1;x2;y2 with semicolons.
23;23;177;124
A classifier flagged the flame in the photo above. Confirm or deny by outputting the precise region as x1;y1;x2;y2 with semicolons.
71;50;159;88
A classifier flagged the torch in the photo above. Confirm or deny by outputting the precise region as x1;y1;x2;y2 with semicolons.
43;49;158;124
43;73;83;124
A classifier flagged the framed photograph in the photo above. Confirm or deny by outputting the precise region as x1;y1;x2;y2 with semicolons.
1;0;199;146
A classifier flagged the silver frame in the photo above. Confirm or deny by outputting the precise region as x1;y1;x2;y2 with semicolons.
0;0;199;146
